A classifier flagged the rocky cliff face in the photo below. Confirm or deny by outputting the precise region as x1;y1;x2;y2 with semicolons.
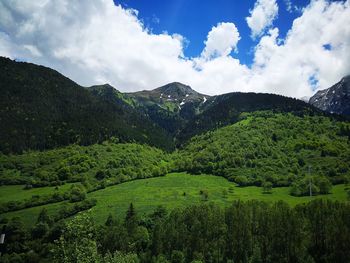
309;76;350;115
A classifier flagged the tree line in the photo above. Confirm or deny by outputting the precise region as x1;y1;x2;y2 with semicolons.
1;199;349;262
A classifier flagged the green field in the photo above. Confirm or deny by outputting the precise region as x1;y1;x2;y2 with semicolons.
0;183;76;203
2;173;348;226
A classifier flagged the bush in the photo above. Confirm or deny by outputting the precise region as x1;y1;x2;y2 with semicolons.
318;176;332;194
69;185;86;202
95;170;107;180
235;176;249;187
262;181;273;194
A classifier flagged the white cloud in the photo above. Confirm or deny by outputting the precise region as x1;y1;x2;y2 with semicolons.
201;22;240;59
0;0;349;98
246;0;279;38
284;0;293;13
0;0;193;91
249;0;350;97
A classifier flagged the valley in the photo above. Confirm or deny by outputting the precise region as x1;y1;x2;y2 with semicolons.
0;57;349;262
1;173;348;227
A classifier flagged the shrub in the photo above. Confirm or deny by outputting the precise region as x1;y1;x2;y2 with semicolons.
69;185;86;203
262;181;273;194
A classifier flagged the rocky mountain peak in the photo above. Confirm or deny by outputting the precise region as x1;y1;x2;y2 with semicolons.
309;75;350;115
155;82;197;97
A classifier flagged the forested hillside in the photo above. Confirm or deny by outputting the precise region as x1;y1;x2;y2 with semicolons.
0;142;168;215
126;81;329;147
0;142;168;187
0;57;173;153
176;92;326;144
174;111;350;195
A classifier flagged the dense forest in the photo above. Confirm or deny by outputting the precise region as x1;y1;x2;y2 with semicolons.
1;200;349;263
0;57;173;153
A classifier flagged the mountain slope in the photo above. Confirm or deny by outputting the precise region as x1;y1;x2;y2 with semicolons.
0;57;173;153
127;84;324;145
0;57;340;154
309;75;350;115
177;92;324;144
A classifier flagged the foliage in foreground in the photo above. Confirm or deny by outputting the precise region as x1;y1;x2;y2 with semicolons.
1;199;349;263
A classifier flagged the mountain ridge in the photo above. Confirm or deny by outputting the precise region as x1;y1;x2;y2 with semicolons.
309;75;350;115
0;56;344;153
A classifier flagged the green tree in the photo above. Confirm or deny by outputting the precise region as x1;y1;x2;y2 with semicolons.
69;185;86;202
171;250;185;263
37;208;51;224
235;176;249;186
31;222;49;239
105;213;115;226
317;176;332;194
262;181;273;194
102;251;139;263
125;203;138;236
53;213;99;263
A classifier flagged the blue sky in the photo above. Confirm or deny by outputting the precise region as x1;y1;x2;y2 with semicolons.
1;0;349;97
116;0;308;65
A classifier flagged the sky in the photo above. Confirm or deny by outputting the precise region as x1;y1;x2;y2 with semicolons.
116;0;306;65
0;0;349;98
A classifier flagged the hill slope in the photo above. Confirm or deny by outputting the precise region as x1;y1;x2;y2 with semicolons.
174;111;350;194
0;57;173;153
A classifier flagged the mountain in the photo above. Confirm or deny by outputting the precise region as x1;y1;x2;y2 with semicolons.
176;92;323;144
128;82;208;110
0;57;173;153
0;57;334;153
126;82;210;134
309;75;350;115
127;83;324;145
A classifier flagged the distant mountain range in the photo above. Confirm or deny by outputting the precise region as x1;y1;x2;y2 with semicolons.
0;56;340;153
309;75;350;115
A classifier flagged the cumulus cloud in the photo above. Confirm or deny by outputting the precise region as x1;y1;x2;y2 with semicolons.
0;0;349;98
246;0;279;38
201;22;240;59
0;0;193;91
249;0;350;97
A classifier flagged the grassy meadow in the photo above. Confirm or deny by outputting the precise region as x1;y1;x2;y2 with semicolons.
0;183;76;203
1;172;348;227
